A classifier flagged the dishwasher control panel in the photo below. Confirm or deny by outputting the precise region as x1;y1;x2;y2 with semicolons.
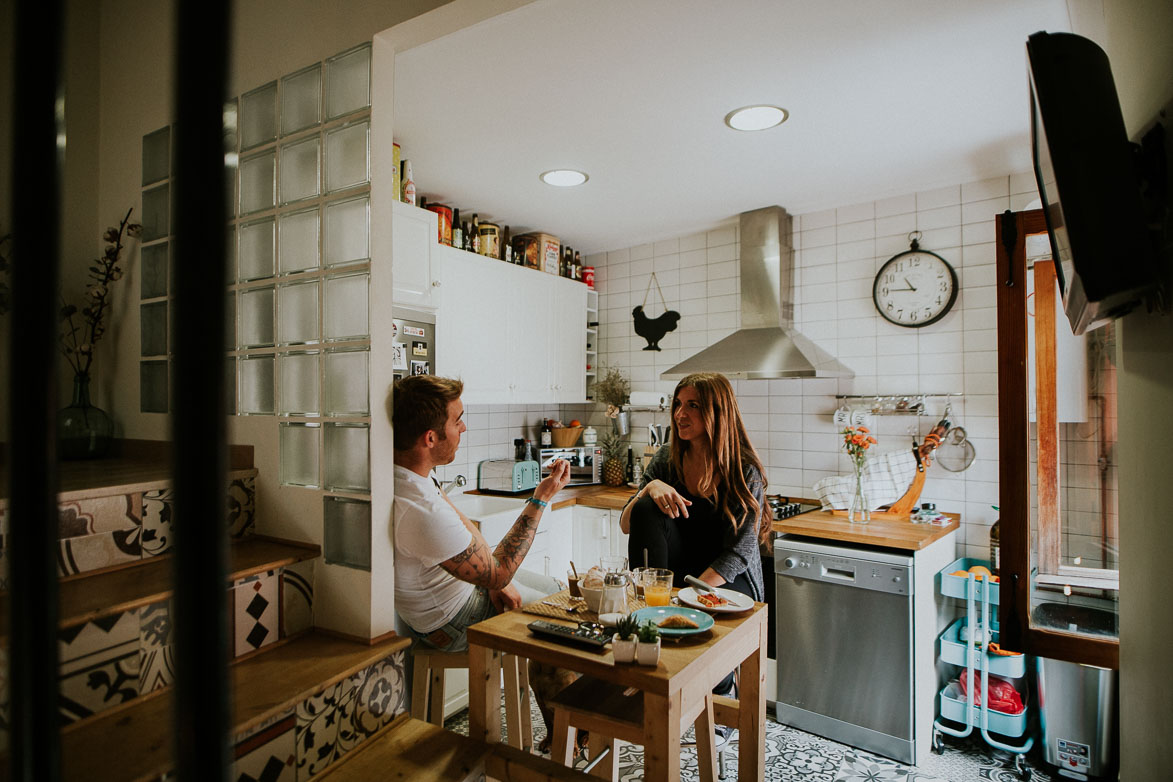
775;543;912;596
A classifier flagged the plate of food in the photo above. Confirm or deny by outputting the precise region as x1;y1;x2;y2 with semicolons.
676;586;755;613
630;606;715;636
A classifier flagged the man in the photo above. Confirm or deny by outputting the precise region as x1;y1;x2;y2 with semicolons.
390;374;570;651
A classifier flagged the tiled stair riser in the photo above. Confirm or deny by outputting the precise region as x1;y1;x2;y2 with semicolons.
230;561;316;657
229;650;407;782
0;474;257;581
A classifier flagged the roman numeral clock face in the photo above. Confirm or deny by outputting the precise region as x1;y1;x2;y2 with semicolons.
873;246;958;328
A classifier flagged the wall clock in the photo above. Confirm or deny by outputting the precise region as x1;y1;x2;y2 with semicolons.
873;232;958;328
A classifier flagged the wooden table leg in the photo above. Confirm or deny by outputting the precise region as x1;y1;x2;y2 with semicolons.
468;644;501;745
694;694;719;782
642;690;682;782
502;654;532;751
737;619;767;781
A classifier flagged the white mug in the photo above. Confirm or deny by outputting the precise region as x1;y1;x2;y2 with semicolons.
833;405;851;426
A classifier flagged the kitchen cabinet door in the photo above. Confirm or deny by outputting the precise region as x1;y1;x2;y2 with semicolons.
543;507;574;583
391;201;438;309
608;510;630;562
550;277;587;403
504;264;550;402
434;246;511;403
571;506;612;573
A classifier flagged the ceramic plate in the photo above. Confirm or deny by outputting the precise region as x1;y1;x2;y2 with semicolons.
676;587;755;613
630;606;715;636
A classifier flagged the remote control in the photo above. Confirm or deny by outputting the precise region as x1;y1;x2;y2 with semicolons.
527;620;610;649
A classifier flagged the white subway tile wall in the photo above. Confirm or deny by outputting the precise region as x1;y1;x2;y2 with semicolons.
575;173;1045;562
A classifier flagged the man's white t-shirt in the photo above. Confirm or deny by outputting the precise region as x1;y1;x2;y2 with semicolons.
393;465;476;633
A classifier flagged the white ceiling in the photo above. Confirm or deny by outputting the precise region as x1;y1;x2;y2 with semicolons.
392;0;1073;255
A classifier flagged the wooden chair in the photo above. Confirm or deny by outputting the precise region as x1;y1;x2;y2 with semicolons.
548;675;728;781
410;646;534;752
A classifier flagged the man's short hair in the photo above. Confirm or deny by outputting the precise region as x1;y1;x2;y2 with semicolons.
389;375;464;451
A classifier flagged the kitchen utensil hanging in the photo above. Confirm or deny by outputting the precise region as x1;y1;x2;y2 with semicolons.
935;405;976;472
632;272;680;351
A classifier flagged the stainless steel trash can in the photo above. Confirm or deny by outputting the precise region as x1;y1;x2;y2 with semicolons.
1035;604;1118;780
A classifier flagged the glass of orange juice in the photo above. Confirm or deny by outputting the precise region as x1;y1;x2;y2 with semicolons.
643;568;673;607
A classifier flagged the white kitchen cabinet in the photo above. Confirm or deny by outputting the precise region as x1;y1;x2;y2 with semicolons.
434;245;586;404
474;505;573;583
571;505;629;573
391;200;439;309
434;245;515;402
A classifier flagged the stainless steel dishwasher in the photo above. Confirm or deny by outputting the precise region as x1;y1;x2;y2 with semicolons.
774;535;916;764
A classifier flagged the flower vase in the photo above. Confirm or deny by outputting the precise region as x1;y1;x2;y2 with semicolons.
612;410;630;436
848;467;870;524
58;373;113;460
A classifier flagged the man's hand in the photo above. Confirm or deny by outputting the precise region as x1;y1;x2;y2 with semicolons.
534;458;571;502
489;583;523;612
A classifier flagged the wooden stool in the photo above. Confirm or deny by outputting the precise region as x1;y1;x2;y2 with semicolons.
548;675;727;781
410;647;534;752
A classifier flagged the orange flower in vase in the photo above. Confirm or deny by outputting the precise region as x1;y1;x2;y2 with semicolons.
842;426;878;523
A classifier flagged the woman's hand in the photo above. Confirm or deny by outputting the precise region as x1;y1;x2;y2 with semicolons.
534;458;571;502
642;478;692;519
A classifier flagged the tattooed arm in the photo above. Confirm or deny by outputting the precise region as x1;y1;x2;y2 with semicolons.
438;459;570;589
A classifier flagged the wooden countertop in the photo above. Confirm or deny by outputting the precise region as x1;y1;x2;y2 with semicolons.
773;509;959;551
469;485;959;551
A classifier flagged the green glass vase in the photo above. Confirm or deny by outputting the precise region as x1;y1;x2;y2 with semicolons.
58;373;113;460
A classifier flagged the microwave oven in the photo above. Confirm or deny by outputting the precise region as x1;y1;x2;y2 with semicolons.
539;447;602;486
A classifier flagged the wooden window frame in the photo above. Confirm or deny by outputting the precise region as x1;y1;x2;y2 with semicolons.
996;208;1119;669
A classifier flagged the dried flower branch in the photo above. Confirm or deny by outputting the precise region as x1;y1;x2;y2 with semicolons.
593;365;630;414
59;207;141;377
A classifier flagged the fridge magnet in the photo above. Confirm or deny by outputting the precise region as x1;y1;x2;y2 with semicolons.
412;340;427;357
411;360;430;376
633;273;680;351
403;324;425;338
391;343;407;370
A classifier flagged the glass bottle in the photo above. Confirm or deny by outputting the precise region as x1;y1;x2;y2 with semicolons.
990;508;1001;575
452;208;463;249
401;159;416;206
471;213;480;254
540;419;552;447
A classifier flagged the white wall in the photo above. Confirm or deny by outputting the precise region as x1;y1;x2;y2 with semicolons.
584;174;1043;563
1099;0;1173;775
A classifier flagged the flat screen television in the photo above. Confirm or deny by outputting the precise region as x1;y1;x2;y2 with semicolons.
1027;31;1156;335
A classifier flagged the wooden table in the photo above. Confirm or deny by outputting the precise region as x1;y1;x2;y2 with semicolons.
466;597;768;781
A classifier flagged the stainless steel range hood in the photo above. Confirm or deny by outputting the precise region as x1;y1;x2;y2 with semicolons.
661;206;853;380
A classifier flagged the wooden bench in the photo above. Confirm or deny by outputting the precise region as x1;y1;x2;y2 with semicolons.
318;713;593;781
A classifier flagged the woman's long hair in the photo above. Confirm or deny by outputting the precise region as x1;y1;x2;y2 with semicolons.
668;372;771;544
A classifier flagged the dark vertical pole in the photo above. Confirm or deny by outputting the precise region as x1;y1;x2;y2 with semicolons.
7;0;64;779
171;0;231;779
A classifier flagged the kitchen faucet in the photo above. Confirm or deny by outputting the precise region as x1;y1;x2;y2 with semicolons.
440;474;467;494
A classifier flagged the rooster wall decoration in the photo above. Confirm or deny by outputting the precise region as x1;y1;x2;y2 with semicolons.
633;272;681;351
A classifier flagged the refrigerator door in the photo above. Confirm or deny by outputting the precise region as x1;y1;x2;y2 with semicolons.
392;308;436;380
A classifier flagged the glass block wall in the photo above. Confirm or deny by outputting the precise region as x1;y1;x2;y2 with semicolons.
143;44;375;566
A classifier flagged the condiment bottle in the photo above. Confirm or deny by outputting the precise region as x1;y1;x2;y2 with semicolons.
502;225;512;262
452;208;463;249
401;159;416;206
540;419;552;447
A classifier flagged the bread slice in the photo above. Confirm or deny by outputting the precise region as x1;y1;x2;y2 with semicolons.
658;613;699;629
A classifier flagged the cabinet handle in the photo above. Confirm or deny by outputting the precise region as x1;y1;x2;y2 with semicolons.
432;280;442;287
600;517;608;539
544;555;550;577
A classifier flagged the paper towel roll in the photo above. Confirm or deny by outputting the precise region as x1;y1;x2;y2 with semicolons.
628;391;669;409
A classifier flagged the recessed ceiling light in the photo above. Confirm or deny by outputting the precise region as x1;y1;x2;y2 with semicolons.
540;169;589;187
724;105;789;132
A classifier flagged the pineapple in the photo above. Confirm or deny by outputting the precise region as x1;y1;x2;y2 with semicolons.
600;432;627;486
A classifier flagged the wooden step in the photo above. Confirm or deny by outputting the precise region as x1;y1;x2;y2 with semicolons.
318;713;591;782
51;631;411;782
0;535;319;637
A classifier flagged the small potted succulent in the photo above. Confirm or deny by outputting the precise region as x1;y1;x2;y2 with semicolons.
612;614;640;663
635;620;661;666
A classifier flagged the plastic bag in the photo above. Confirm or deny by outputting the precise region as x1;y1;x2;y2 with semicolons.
957;670;1025;714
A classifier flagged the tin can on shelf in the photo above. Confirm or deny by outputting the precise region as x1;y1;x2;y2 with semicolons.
391;143;401;202
425;204;453;245
583;266;595;288
477;222;501;258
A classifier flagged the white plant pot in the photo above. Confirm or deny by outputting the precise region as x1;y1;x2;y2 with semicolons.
636;637;661;666
612;635;637;663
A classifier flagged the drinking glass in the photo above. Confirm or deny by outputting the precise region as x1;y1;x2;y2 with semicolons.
643;568;673;607
600;555;628;574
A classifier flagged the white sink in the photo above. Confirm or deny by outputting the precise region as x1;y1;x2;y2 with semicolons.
449;494;528;520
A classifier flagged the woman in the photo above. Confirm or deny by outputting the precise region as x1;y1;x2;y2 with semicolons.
620;372;769;604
